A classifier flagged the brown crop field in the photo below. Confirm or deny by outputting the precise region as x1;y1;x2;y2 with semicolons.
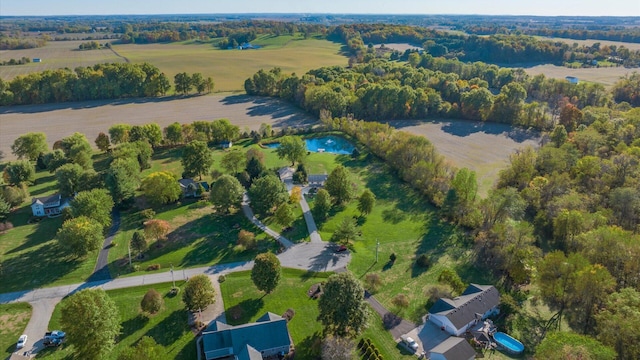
522;64;637;87
1;94;538;196
0;40;123;80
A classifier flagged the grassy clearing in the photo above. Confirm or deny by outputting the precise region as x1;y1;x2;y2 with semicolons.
522;63;634;87
0;40;123;80
44;281;195;360
112;36;346;92
0;169;98;293
0;303;32;357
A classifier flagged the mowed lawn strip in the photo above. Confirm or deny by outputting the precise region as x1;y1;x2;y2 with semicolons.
0;303;32;357
45;282;195;360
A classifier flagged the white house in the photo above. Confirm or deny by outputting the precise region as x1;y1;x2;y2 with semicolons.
428;284;500;337
429;336;476;360
31;193;70;217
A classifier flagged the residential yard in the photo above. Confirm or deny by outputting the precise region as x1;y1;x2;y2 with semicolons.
43;282;195;360
0;303;32;357
0;169;98;293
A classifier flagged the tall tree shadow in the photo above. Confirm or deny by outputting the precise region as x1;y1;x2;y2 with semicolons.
226;298;265;325
120;314;149;340
144;310;190;347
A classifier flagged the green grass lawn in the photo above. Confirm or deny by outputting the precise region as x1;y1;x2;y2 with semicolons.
0;169;99;293
44;282;195;360
261;202;310;243
0;303;32;357
113;35;347;93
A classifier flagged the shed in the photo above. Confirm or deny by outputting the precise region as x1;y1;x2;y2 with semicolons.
430;337;476;360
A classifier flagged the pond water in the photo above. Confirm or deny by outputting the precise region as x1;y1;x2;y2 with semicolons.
266;136;355;155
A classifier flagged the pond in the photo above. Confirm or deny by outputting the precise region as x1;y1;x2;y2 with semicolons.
265;136;355;155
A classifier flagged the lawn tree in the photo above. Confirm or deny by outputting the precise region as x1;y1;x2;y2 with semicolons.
274;202;295;228
247;174;289;215
245;156;266;183
143;219;171;247
164;122;183;146
109;124;132;144
105;157;140;205
117;336;164;360
392;294;410;311
317;272;369;338
42;149;68;173
183;274;216;311
11;132;48;161
251;252;282;295
535;332;616;360
112;140;153;170
290;186;302;203
141;171;181;206
181;140;214;180
2;185;28;208
357;189;376;217
3;160;35;186
71;189;114;231
331;217;359;245
60;132;93;169
221;149;246;175
54;163;86;197
275;135;307;165
57;216;103;258
140;288;164;314
246;147;265;164
209;174;244;214
237;230;256;250
595;288;640;360
95;132;111;152
210;119;240;143
174;72;193;95
60;289;121;360
131;231;147;258
141;123;163;148
325;165;354;204
313;188;332;220
321;335;356;360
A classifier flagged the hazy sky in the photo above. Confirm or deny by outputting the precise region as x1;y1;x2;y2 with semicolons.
1;0;639;17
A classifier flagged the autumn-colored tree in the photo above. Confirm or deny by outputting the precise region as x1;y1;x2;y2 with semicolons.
144;219;171;247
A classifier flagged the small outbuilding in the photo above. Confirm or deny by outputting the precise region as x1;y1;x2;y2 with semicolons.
32;58;42;63
308;174;328;187
565;76;579;84
429;336;476;360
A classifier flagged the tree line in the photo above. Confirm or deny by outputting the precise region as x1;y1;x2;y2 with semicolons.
0;63;216;106
464;24;640;44
244;58;623;131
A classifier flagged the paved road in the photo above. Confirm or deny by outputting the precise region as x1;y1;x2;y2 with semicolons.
90;209;121;282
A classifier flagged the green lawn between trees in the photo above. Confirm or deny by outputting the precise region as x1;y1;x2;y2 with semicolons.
0;302;32;357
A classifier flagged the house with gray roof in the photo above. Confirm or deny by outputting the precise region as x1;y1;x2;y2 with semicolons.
307;174;328;186
428;284;500;336
30;193;71;217
197;312;291;360
429;336;476;360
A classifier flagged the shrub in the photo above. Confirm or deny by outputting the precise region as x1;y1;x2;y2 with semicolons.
365;273;382;293
389;253;396;263
438;269;465;294
416;254;431;268
283;308;296;322
218;275;226;283
140;208;156;221
237;230;256;249
140;288;164;314
392;294;409;309
146;264;161;271
425;284;454;308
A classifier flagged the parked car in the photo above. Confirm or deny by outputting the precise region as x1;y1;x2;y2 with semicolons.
43;337;62;347
45;330;66;339
16;334;27;350
335;245;348;253
401;335;419;352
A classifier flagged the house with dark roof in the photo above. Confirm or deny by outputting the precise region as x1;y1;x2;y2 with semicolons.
30;193;71;217
197;312;292;360
429;336;476;360
428;284;500;336
307;174;328;187
178;178;208;198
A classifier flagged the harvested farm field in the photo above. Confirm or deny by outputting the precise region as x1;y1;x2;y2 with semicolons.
522;64;637;87
388;119;541;195
0;95;539;196
0;94;315;158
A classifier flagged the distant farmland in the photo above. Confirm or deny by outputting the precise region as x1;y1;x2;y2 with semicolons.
112;35;347;92
522;64;636;87
0;40;123;80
